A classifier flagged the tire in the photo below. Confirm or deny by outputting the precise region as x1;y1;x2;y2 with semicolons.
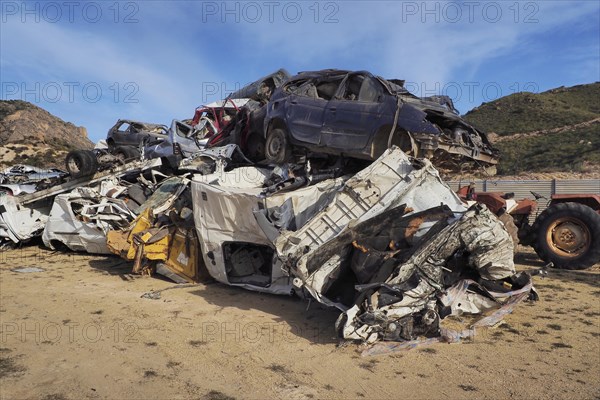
245;133;266;162
390;130;416;156
532;202;600;269
265;128;292;164
372;128;413;159
114;146;140;164
65;150;98;178
106;139;116;152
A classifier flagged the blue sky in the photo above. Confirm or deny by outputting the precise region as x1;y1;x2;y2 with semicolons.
1;0;599;143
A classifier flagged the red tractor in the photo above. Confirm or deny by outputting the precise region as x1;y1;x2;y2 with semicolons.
458;186;600;269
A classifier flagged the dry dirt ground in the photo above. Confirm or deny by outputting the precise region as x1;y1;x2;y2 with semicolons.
1;244;598;400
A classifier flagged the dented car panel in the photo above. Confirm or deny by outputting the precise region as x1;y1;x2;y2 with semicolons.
0;195;53;244
274;148;466;281
330;204;519;343
191;166;345;294
42;188;135;254
155;227;208;284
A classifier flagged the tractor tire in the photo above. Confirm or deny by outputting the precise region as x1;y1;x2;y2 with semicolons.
65;150;98;178
114;146;140;164
265;128;292;164
532;202;600;269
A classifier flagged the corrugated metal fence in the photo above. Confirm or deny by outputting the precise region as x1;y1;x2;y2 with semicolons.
447;179;600;221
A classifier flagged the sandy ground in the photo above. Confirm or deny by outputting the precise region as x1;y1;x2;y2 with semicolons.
1;244;599;400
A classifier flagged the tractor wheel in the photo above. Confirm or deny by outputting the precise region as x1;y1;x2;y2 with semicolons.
532;202;600;269
265;128;291;164
65;150;98;178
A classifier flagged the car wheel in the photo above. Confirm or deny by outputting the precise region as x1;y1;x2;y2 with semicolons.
245;133;266;161
391;130;417;156
107;139;115;152
65;150;98;178
114;146;140;164
265;128;291;164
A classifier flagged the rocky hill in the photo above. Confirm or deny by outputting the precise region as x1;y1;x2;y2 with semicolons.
464;82;600;176
0;100;94;169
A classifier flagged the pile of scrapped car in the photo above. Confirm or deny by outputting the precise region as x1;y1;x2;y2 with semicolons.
1;69;542;352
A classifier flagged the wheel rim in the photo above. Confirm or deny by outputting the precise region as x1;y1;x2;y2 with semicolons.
67;158;81;173
546;217;591;258
267;135;283;158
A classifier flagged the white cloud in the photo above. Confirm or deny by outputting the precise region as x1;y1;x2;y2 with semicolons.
1;17;224;140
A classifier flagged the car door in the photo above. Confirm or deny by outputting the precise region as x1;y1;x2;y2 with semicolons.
127;122;146;147
113;121;133;146
284;79;329;145
171;120;202;157
322;74;387;152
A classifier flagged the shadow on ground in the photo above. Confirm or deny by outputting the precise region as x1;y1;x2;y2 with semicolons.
187;282;342;345
88;256;139;281
515;249;600;289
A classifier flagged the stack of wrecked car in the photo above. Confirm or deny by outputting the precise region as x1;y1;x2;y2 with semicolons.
99;147;535;349
1;68;538;350
0;158;164;249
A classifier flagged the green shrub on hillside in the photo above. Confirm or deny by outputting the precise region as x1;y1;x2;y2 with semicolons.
464;83;600;135
497;124;600;174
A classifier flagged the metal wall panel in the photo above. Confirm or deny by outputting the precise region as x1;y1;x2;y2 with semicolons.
555;180;600;194
446;179;600;223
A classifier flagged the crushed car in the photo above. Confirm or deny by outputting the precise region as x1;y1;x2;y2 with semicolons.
143;100;250;162
0;157;163;249
64;120;169;178
106;119;168;152
189;147;535;347
190;69;291;161
263;69;499;172
0;164;69;194
105;176;211;283
42;186;136;254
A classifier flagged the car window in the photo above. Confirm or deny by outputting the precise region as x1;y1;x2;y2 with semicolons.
342;75;365;100
285;79;310;94
174;121;193;138
315;79;343;100
358;77;383;102
117;122;131;133
339;75;383;103
284;78;343;101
